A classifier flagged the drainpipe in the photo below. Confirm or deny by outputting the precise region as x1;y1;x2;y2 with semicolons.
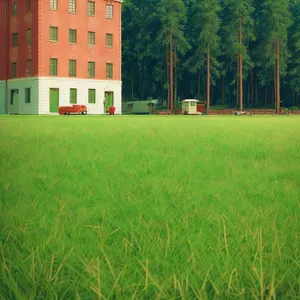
5;0;9;114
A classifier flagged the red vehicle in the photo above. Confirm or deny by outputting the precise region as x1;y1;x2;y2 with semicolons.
59;105;87;115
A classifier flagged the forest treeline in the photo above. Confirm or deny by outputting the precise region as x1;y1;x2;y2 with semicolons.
122;0;300;110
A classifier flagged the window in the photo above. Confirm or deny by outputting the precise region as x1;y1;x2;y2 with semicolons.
49;58;58;75
106;4;113;19
69;0;76;14
69;60;76;77
106;34;113;47
106;63;113;79
88;1;95;16
27;29;32;45
25;88;31;103
12;63;17;78
50;0;58;11
12;3;17;16
88;31;95;46
88;89;96;104
69;29;77;44
70;88;77;104
12;33;18;47
27;0;32;13
50;26;58;42
88;61;95;78
27;60;31;75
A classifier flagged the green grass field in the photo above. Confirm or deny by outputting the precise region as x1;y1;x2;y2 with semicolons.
0;115;299;299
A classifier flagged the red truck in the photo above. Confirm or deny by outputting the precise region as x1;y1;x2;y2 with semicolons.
59;105;87;115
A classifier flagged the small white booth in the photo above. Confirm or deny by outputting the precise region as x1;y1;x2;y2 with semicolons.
181;99;199;115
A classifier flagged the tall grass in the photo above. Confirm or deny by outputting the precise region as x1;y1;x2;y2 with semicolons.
0;115;299;299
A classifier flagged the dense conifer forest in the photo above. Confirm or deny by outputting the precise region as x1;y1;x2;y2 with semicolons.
122;0;300;110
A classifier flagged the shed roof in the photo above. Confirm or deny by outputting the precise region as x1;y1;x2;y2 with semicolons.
182;99;200;103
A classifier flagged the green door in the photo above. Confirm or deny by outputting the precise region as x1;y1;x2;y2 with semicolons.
50;88;59;113
105;92;114;113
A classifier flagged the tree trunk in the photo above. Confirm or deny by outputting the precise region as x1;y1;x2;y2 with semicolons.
169;31;173;113
207;44;211;114
222;76;225;106
276;39;280;114
239;13;243;112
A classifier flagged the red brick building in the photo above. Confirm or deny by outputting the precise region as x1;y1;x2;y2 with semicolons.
0;0;122;114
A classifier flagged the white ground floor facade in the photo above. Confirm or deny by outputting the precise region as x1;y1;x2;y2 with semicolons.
0;77;122;115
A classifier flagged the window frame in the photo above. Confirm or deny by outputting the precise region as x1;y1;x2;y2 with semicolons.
106;63;113;79
88;61;95;78
88;89;96;104
12;3;17;16
106;4;113;19
88;1;95;16
25;88;31;104
70;88;77;104
50;0;58;11
49;58;58;75
12;33;18;48
69;29;77;44
69;0;76;14
12;62;17;78
88;31;95;46
27;59;32;75
69;60;77;77
50;26;58;42
106;33;113;48
27;29;32;45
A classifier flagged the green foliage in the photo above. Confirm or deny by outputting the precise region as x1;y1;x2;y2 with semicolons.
188;0;221;85
122;0;300;107
223;0;255;75
263;0;292;76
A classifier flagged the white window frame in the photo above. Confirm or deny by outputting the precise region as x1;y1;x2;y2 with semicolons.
50;0;58;11
106;4;113;19
69;0;76;14
88;1;95;16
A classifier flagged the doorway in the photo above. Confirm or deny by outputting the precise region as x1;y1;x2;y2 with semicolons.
50;88;59;113
10;89;19;114
104;91;114;113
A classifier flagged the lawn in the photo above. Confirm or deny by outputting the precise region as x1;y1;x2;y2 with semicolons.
0;115;299;299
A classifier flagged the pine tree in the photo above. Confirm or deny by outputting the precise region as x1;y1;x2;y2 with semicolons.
197;0;221;113
157;0;189;113
263;0;292;113
289;0;300;105
223;0;255;111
